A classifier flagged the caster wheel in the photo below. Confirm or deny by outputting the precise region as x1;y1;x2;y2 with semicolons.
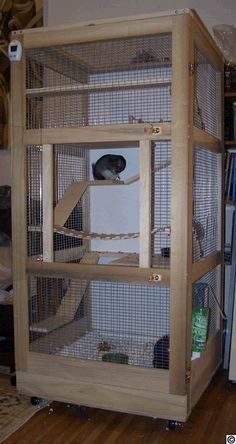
10;364;16;386
10;375;16;386
166;420;183;430
31;397;43;405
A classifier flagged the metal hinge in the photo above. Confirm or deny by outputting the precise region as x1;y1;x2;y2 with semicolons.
188;63;195;75
185;366;191;384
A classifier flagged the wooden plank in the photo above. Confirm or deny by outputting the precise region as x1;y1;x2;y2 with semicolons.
27;352;170;393
26;260;170;286
54;181;88;227
169;13;193;396
10;35;29;372
19;15;173;48
30;315;71;333
24;123;171;145
192;252;222;282
30;319;88;353
17;353;188;420
139;140;152;268
193;127;222;153
42;144;54;262
27;77;171;96
55;279;88;319
30;252;100;333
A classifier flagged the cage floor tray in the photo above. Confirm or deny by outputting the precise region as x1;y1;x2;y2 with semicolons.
57;330;162;368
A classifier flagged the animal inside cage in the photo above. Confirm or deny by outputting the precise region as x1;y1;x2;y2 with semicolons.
11;9;224;422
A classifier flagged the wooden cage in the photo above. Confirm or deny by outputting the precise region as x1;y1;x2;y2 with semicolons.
11;9;224;422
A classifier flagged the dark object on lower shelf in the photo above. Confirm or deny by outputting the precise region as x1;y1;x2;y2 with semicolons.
161;247;170;258
153;335;169;369
102;353;129;364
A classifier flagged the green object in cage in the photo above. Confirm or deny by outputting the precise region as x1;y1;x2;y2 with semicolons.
102;353;129;364
192;307;209;352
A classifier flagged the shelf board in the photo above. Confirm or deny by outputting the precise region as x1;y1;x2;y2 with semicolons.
224;92;236;97
225;141;236;146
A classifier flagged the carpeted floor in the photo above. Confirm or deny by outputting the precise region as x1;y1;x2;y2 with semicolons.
0;377;41;443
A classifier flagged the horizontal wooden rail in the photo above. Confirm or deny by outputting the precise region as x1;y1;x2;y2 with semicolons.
24;123;171;145
26;260;170;286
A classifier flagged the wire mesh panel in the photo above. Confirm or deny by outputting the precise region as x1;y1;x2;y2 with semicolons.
192;266;221;339
26;34;172;129
193;146;220;262
26;144;89;262
151;141;171;267
27;145;43;258
54;144;89;263
194;46;221;138
29;275;170;369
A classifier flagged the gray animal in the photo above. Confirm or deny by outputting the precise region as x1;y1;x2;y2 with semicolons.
92;154;126;180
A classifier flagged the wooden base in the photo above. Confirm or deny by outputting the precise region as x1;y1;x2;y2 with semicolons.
17;353;188;421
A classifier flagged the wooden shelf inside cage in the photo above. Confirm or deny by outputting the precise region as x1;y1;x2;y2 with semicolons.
54;161;170;227
26;77;172;97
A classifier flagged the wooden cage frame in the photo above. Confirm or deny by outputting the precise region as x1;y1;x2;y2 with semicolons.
11;8;224;421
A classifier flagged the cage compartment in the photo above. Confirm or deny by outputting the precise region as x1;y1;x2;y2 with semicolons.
29;276;170;369
26;141;171;268
11;9;224;422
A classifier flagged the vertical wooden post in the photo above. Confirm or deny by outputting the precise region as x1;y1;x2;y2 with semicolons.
170;14;194;395
139;140;152;268
10;35;29;372
42;144;54;262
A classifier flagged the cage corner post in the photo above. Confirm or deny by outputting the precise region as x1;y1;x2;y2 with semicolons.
169;12;194;398
10;33;29;376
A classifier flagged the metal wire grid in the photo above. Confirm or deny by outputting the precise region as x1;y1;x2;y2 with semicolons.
193;146;219;262
151;141;171;267
29;275;170;369
26;145;43;258
192;266;220;338
26;33;172;129
194;46;220;138
54;145;89;262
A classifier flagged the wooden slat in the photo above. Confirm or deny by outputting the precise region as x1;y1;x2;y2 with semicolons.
29;315;72;333
16;352;188;421
193;127;222;152
169;13;193;396
30;251;100;334
24;123;171;145
54;181;88;226
192;252;222;282
10;35;29;372
139;140;152;268
19;14;173;48
26;260;170;286
42;144;54;262
30;319;88;353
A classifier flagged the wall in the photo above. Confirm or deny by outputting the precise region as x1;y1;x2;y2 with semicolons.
45;0;236;33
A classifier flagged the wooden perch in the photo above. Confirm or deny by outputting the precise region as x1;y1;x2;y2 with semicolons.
54;181;88;227
54;225;140;240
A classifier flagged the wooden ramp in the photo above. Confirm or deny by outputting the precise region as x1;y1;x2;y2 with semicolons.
30;253;99;334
